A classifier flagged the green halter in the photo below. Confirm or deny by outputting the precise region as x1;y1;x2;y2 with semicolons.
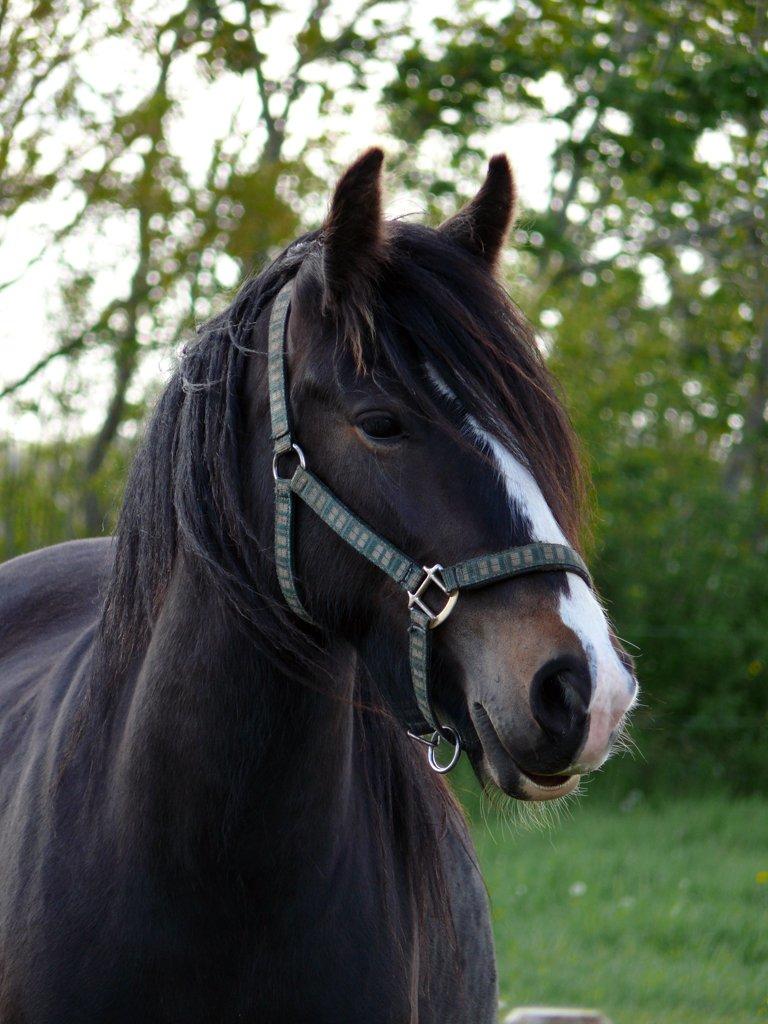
268;281;591;771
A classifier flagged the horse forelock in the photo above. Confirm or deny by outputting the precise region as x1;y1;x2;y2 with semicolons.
294;219;587;550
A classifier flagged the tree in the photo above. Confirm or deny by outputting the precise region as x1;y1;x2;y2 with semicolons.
1;0;414;529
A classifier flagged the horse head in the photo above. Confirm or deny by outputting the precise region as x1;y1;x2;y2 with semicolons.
244;148;637;801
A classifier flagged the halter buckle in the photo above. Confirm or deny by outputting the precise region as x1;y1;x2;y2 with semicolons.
407;564;459;629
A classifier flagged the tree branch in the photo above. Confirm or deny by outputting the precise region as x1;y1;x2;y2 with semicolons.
548;211;758;288
0;336;85;400
0;292;127;400
247;27;282;163
549;11;652;228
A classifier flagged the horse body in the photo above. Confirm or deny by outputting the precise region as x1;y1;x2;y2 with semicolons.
0;540;495;1023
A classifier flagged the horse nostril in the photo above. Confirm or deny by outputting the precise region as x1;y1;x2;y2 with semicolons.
530;658;591;737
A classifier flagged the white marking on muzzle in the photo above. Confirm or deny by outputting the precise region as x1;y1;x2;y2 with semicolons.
470;424;638;771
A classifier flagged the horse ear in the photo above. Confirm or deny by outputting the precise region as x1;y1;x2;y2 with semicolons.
438;154;516;270
322;147;386;308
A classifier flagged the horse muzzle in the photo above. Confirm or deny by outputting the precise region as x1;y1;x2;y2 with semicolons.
467;656;638;801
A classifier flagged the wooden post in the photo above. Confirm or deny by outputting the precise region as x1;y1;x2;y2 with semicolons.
504;1010;613;1024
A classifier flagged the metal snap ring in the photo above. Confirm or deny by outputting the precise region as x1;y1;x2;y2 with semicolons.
408;727;462;773
272;443;306;481
427;727;462;773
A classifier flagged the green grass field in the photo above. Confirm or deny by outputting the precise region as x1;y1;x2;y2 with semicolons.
460;785;768;1024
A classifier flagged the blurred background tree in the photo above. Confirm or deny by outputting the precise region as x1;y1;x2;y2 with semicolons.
1;0;766;789
0;0;412;529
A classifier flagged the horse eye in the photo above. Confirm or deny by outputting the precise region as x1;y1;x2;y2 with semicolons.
357;412;403;441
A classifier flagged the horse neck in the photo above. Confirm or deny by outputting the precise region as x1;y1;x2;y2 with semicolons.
107;553;359;882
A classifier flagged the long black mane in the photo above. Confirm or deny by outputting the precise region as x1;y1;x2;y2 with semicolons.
87;223;585;969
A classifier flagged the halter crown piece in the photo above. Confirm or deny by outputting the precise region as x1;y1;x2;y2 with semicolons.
268;281;592;773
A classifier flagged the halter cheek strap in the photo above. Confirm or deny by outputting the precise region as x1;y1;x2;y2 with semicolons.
267;280;592;767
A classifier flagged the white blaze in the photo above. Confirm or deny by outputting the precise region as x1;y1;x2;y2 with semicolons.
428;367;637;769
472;424;638;771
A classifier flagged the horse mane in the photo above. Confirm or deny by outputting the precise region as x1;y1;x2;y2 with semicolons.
89;220;586;987
299;219;586;543
98;220;585;687
96;241;308;680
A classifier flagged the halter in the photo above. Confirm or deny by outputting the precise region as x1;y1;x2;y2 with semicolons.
268;281;591;772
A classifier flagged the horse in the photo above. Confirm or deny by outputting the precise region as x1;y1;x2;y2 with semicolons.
0;149;637;1023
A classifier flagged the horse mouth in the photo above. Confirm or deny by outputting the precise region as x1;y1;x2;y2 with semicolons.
469;703;581;802
516;769;580;799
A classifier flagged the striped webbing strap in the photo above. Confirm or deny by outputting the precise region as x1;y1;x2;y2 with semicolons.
268;281;592;741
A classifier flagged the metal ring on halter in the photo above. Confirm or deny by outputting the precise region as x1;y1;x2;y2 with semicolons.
272;443;306;481
426;726;462;774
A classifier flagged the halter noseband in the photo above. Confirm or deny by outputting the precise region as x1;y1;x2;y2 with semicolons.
268;281;591;772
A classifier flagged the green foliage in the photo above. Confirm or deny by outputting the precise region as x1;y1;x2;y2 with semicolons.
1;0;412;527
548;269;768;790
0;438;132;560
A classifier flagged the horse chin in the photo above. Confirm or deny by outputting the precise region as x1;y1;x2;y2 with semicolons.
473;750;581;802
467;703;581;802
502;764;580;802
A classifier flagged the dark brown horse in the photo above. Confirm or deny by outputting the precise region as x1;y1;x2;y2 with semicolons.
0;150;637;1023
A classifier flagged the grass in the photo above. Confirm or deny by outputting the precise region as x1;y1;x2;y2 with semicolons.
456;776;768;1024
